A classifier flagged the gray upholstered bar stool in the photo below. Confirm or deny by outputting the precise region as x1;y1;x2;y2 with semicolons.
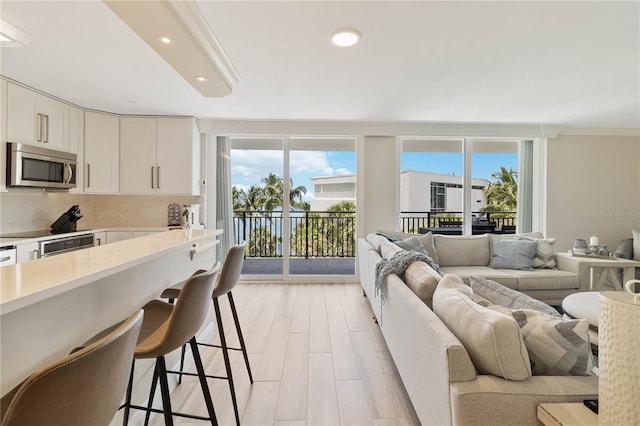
161;243;252;426
122;264;221;426
0;309;143;426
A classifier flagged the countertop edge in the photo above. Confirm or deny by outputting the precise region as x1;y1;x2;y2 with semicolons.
0;229;222;315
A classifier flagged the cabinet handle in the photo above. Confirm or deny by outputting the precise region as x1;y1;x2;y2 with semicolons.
30;250;40;260
151;167;155;189
43;114;50;143
96;238;102;246
157;166;160;189
36;113;43;141
87;164;90;188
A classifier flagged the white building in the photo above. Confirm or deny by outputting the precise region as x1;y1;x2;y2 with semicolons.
310;171;489;212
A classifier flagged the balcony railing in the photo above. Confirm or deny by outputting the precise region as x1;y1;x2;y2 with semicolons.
233;210;356;258
233;210;516;259
401;211;517;234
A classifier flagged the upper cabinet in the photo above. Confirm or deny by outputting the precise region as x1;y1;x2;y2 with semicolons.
84;111;119;193
120;117;200;195
6;82;69;150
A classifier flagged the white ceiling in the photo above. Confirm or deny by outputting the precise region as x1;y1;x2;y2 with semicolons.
1;1;638;128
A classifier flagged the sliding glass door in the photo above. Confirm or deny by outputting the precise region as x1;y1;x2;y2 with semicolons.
229;135;357;279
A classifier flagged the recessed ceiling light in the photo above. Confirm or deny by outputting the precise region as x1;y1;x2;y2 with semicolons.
158;36;173;44
331;30;360;47
195;76;208;82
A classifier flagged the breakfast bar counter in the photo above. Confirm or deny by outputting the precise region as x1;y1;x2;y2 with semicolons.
0;229;221;396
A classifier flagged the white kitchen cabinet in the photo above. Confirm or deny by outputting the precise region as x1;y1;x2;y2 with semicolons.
6;82;69;150
120;117;200;195
119;117;157;194
156;118;200;195
68;107;84;193
106;231;133;244
16;242;40;263
93;231;107;246
84;111;119;193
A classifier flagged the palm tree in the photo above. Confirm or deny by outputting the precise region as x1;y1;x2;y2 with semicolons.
483;166;518;213
260;173;309;211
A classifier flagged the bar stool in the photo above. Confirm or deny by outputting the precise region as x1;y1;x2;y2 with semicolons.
161;243;252;426
0;309;143;426
122;263;221;426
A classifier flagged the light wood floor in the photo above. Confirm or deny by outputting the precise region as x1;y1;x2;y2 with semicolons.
124;282;420;426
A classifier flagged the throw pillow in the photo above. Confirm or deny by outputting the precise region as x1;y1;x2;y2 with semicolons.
517;236;557;269
376;232;399;242
380;241;403;260
366;233;390;252
633;230;640;261
613;238;633;259
487;305;594;376
470;275;560;317
395;235;429;255
404;261;441;308
433;274;531;380
489;239;537;271
433;234;490;267
419;231;440;265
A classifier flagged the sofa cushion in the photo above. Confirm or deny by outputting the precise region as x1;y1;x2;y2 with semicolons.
438;266;519;289
366;233;390;252
489;239;537;271
395;236;431;256
488;305;595;376
633;229;640;261
381;230;439;265
433;274;531;380
434;234;490;267
380;241;403;260
518;236;557;269
404;261;441;308
470;275;560;317
507;269;580;291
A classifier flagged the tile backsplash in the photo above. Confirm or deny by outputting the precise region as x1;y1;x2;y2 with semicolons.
0;191;203;233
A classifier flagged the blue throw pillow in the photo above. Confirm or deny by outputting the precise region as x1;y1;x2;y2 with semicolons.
489;239;538;271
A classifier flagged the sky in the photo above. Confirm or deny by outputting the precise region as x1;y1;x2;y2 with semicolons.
232;149;518;203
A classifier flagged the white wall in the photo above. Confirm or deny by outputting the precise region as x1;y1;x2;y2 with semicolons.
546;134;640;251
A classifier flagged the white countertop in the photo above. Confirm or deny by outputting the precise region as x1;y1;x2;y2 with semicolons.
0;227;169;247
0;228;222;315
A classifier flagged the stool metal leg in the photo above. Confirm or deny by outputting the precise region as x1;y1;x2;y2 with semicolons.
189;337;218;426
177;344;187;385
122;361;135;426
157;357;174;426
228;291;253;383
144;363;160;426
214;298;240;426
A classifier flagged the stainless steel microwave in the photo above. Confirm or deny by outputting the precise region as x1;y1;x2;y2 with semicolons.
6;142;77;189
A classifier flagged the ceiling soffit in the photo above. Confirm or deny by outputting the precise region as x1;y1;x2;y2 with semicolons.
103;0;238;97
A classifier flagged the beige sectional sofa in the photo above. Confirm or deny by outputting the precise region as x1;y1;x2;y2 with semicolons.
358;232;598;426
371;230;592;305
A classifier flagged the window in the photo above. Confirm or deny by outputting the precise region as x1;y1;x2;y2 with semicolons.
430;182;446;212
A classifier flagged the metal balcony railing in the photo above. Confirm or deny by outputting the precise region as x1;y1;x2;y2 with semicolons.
233;210;356;258
233;210;516;258
400;211;517;234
